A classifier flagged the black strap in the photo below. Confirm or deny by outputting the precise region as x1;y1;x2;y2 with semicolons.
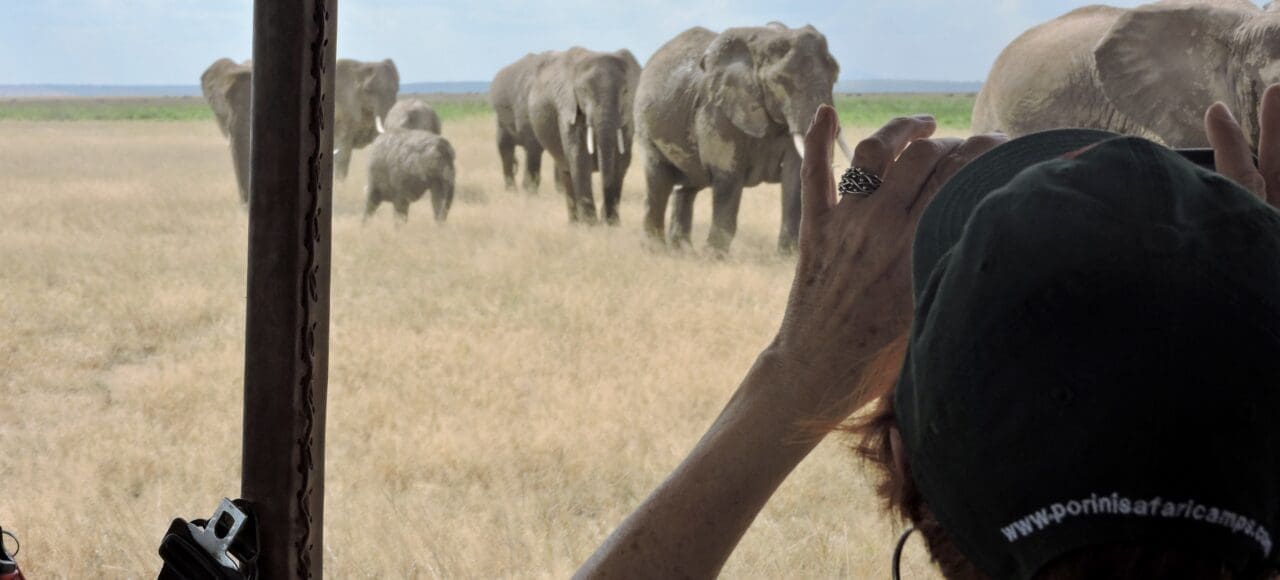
157;501;257;580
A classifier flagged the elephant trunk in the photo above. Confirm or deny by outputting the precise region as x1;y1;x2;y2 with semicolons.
592;119;627;225
786;95;852;163
594;122;622;185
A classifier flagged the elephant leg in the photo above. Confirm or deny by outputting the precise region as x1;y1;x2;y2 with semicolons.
602;173;623;227
363;187;381;223
553;164;566;194
557;165;578;222
563;131;596;224
668;185;699;249
778;149;803;254
708;175;744;255
524;144;544;194
643;157;677;244
230;125;251;206
393;198;410;225
334;146;353;181
498;130;518;191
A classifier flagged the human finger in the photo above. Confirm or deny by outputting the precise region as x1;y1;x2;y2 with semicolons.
801;104;839;222
1205;102;1266;198
879;137;964;213
850;115;938;178
1256;84;1280;207
922;133;1009;200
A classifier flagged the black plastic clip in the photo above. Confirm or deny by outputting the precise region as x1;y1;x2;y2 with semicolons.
158;498;258;580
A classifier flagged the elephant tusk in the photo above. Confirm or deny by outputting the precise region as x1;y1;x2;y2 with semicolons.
618;129;626;156
836;133;854;163
792;133;806;160
375;115;385;134
587;129;594;155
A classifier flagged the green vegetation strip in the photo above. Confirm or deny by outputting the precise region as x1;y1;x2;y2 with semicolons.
0;98;213;121
0;93;975;129
834;93;974;130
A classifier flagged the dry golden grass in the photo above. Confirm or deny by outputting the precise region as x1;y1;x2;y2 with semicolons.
0;116;964;578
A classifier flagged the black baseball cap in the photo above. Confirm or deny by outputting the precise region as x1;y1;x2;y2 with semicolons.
894;130;1280;578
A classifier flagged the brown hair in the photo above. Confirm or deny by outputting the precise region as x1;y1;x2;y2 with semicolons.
842;333;1271;579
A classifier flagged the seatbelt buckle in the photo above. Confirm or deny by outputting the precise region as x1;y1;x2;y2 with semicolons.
157;498;258;580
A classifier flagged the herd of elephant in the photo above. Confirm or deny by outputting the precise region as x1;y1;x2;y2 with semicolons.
202;0;1280;254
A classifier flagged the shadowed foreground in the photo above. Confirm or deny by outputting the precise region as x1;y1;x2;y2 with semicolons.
0;114;962;578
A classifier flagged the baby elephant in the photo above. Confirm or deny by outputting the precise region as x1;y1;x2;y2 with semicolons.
385;99;442;134
365;129;456;223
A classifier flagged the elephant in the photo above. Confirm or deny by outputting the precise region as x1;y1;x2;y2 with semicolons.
635;24;851;253
201;58;253;204
332;58;400;181
364;129;456;223
491;52;553;194
202;57;400;200
385;99;442;134
526;47;642;224
972;0;1280;149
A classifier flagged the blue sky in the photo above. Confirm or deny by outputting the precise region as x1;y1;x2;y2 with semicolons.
0;0;1267;84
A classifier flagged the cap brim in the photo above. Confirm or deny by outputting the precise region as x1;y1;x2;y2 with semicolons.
913;128;1121;299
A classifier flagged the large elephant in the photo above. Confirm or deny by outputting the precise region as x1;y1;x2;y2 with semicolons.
334;58;400;180
973;0;1280;148
491;52;554;194
527;47;642;224
636;24;850;253
201;58;253;204
364;129;456;223
385;99;442;134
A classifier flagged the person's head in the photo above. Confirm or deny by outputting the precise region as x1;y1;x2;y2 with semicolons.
853;131;1280;579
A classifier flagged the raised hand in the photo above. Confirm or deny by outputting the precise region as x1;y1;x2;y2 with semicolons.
767;105;1007;419
1205;84;1280;208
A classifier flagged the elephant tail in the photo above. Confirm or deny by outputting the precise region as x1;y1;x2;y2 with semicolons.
431;137;457;185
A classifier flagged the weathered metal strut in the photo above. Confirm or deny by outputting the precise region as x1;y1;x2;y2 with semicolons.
242;0;336;578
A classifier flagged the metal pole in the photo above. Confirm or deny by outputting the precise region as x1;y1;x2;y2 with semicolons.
243;0;336;578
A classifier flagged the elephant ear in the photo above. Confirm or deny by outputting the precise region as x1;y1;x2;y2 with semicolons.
616;49;643;109
700;33;771;138
202;61;251;137
202;60;236;137
616;49;642;77
553;53;584;128
1095;3;1251;145
379;59;400;92
224;70;253;129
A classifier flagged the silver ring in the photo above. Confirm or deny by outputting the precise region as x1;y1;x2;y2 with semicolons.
838;166;883;197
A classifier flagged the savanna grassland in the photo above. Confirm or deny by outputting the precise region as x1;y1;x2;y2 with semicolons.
0;94;971;578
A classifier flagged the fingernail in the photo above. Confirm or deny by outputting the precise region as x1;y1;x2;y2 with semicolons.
1211;102;1237;123
808;105;832;133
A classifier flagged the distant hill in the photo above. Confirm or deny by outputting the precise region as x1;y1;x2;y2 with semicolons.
836;79;982;94
0;85;204;98
2;79;980;99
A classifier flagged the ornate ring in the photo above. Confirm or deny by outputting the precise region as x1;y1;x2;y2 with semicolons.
838;166;883;197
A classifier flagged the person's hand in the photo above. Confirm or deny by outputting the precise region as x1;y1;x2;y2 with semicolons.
1205;83;1280;208
765;106;1007;419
